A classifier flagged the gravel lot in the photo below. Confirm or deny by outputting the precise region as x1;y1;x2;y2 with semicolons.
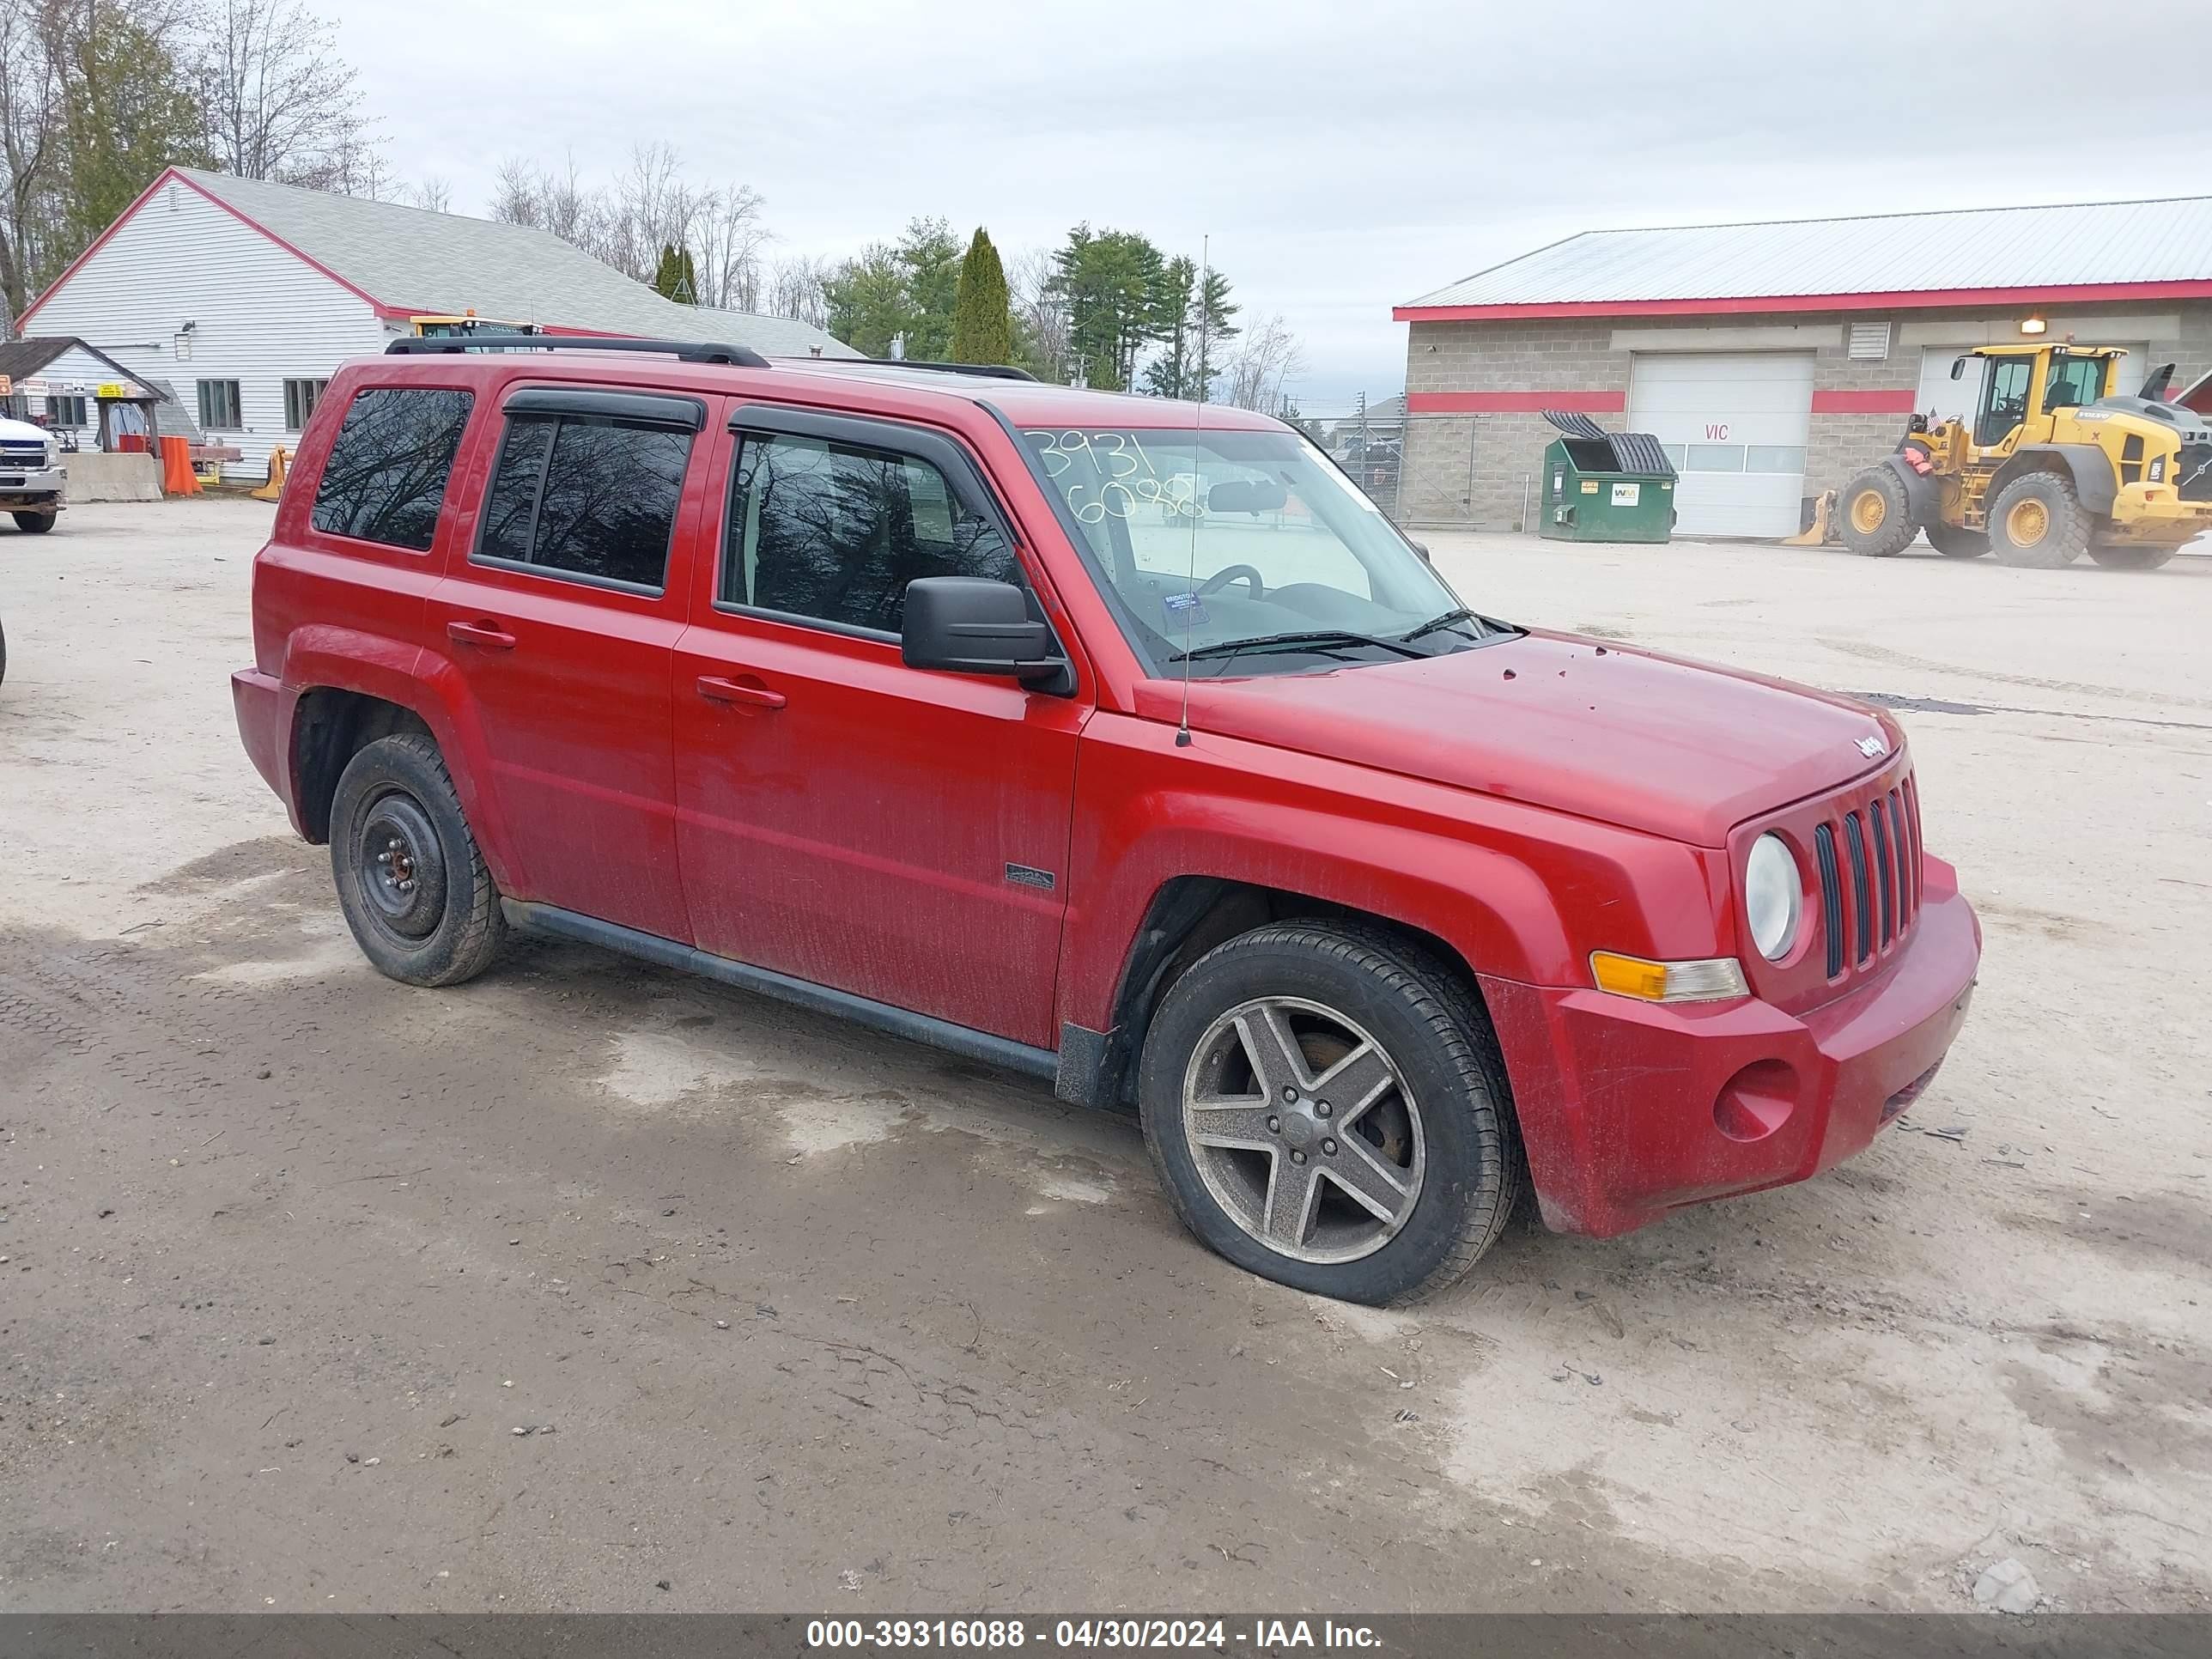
3;500;2207;1615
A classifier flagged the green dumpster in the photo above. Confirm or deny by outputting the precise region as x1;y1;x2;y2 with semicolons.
1538;410;1675;544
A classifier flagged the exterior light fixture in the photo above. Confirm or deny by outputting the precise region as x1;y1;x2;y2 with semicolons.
2019;316;2048;336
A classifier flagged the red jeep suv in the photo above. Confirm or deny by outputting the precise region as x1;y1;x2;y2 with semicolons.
233;337;1980;1304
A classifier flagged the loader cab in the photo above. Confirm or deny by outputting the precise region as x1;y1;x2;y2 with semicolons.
1951;346;2119;451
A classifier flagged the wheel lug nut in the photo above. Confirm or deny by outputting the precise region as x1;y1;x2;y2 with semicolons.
1267;1115;1281;1133
1290;1150;1307;1165
376;851;390;864
1281;1086;1298;1103
1316;1101;1332;1117
1322;1138;1337;1155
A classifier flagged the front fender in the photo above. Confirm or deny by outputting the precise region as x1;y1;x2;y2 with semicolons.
1059;713;1723;1038
1878;454;1940;526
1992;444;2118;514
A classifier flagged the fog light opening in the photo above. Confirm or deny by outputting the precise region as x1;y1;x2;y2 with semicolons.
1714;1060;1797;1143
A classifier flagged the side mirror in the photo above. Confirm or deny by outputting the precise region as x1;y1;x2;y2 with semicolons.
902;577;1068;689
1949;356;1967;381
1407;538;1431;563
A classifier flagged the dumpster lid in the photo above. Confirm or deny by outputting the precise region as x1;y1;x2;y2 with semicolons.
1541;410;1676;477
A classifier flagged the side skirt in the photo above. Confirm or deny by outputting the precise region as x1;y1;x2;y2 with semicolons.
501;900;1060;1085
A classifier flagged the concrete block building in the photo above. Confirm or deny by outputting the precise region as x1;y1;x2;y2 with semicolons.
1392;197;2212;537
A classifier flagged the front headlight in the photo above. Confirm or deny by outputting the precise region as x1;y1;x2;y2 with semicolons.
1745;834;1802;962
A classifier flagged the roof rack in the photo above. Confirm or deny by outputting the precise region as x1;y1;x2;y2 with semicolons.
855;358;1039;382
385;335;771;368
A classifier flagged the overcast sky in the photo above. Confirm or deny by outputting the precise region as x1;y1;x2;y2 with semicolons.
337;0;2212;408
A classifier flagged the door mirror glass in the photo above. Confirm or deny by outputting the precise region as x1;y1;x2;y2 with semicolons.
902;577;1067;687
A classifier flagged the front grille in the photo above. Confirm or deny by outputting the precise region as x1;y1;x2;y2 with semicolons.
1814;769;1922;981
1814;824;1844;978
2179;442;2212;503
0;441;46;463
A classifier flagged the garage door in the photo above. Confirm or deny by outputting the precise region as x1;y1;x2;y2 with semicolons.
1630;352;1814;538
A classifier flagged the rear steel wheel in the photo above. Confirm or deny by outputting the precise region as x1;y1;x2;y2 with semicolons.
330;733;505;987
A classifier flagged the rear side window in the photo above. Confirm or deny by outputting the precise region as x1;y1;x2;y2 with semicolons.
473;412;693;592
724;433;1018;635
310;387;475;551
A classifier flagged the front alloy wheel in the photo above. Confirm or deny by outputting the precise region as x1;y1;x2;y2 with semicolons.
1139;919;1521;1304
1182;997;1425;1264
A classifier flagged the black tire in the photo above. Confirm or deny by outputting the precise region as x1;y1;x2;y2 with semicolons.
1988;471;2089;568
1925;521;1989;560
1138;919;1522;1305
2087;543;2179;571
329;733;505;987
1838;467;1917;557
11;511;55;534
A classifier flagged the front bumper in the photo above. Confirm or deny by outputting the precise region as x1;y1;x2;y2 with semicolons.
0;462;65;507
1481;857;1980;1237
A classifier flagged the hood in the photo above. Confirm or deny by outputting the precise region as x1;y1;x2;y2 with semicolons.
1136;630;1897;846
0;416;51;444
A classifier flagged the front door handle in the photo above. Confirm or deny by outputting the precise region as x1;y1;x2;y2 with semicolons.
448;619;517;651
696;674;787;711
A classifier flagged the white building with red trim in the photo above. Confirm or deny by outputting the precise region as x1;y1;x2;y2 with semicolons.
1391;196;2212;537
16;167;854;479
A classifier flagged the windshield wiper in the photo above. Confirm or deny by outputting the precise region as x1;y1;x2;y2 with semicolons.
1168;629;1430;665
1398;607;1490;644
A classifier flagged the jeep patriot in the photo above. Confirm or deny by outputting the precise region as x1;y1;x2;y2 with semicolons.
233;337;1980;1304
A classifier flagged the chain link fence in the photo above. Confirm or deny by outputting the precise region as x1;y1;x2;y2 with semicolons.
1297;398;1405;519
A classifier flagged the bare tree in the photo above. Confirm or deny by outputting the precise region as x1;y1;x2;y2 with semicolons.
409;174;452;213
0;0;68;328
766;254;829;328
1222;312;1305;415
695;181;769;311
488;155;543;227
197;0;374;189
486;150;594;243
1005;246;1072;380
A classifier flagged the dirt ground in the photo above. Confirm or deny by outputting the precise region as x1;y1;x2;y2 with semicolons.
2;499;2207;1616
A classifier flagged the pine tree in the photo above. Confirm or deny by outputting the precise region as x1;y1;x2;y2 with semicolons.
652;243;697;302
951;228;1013;365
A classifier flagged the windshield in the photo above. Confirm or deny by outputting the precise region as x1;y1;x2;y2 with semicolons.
1018;425;1484;674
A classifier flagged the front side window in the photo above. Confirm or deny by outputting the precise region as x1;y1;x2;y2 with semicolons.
1018;425;1480;675
309;386;474;552
198;379;242;430
473;412;691;592
723;433;1018;635
1978;358;2032;446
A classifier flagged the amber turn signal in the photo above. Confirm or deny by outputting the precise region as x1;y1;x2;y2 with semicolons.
1589;951;1750;1004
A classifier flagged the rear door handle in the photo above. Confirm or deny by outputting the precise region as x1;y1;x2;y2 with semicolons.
696;675;787;711
448;619;517;651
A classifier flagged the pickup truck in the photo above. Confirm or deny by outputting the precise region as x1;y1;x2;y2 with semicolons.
0;413;64;532
232;337;1979;1304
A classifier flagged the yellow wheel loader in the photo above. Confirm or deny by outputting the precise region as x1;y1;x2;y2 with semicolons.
1838;346;2212;569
